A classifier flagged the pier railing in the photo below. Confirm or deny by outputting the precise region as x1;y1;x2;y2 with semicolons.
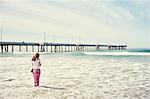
0;42;127;53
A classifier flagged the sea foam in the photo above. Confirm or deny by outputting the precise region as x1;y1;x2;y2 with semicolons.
83;52;150;56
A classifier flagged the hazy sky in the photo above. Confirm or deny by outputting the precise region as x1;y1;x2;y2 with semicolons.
0;0;149;48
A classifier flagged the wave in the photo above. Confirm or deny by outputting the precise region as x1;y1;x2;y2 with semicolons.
129;50;150;52
128;49;150;52
83;52;150;56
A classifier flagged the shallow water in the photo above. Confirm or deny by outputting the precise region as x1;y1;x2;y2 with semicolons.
0;51;150;99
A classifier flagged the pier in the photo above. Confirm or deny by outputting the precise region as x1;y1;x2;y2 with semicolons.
0;42;127;53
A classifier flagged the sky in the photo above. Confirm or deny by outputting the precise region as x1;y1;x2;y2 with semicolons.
0;0;149;48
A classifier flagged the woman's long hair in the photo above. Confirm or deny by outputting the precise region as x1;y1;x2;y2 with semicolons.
32;53;40;61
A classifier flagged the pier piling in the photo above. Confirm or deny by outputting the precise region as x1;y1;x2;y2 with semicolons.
0;42;127;53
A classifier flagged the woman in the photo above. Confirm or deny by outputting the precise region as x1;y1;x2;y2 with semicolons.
32;53;41;87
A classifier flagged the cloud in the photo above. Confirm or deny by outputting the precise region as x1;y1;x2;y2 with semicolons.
0;0;149;48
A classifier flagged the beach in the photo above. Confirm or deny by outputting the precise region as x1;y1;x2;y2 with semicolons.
0;0;149;98
0;51;150;99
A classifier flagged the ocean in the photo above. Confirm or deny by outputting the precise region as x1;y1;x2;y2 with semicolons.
0;49;150;99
